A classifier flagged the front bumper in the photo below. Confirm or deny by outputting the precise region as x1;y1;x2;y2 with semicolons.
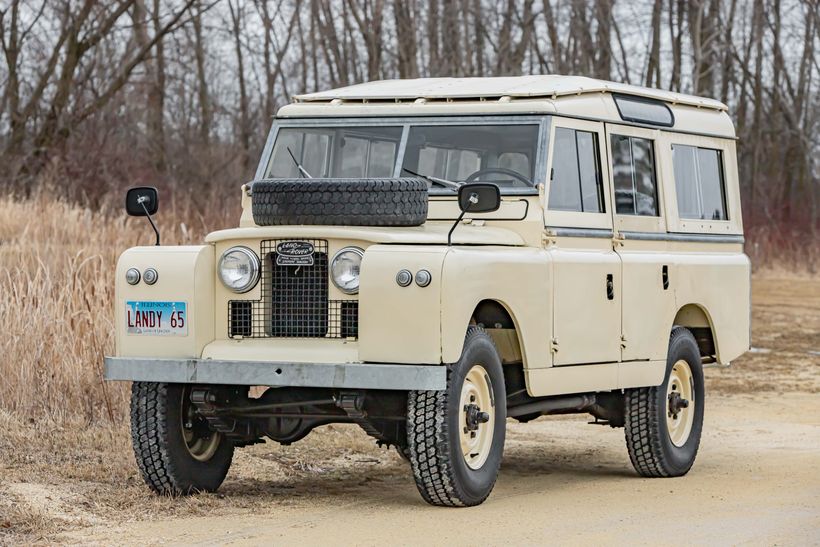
104;357;446;391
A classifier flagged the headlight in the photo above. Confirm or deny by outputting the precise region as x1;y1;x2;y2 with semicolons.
218;246;260;293
331;247;364;294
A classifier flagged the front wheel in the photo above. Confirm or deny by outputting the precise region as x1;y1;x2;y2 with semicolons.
131;382;234;495
624;327;705;477
407;327;506;507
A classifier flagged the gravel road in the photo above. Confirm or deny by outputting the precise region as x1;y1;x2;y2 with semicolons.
58;392;820;545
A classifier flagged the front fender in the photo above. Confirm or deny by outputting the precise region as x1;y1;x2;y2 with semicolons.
358;245;447;364
440;247;552;368
115;245;215;358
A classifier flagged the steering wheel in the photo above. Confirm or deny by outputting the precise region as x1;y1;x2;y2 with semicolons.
464;167;532;186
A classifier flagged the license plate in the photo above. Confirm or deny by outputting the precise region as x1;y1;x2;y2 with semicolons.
125;301;187;336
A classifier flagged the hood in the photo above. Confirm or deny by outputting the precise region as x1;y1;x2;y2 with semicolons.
205;222;524;246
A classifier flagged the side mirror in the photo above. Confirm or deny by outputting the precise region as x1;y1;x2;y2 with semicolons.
449;183;501;245
125;186;159;216
457;183;501;213
125;187;160;245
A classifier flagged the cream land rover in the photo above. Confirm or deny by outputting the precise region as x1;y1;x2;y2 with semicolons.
106;75;751;507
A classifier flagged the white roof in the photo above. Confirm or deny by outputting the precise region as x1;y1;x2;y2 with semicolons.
293;75;727;111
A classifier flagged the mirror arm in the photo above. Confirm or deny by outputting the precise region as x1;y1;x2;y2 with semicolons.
448;193;479;246
139;200;161;246
447;209;468;247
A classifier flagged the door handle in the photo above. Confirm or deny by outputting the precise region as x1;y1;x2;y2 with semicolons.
662;265;669;290
606;274;614;300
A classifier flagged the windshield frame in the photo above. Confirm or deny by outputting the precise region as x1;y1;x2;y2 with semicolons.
256;115;550;196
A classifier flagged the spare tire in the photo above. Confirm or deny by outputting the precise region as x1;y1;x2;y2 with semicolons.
251;177;428;227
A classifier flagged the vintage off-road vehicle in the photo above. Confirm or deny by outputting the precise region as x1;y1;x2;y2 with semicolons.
106;75;750;507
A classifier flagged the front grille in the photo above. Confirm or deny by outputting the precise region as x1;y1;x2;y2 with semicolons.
228;239;359;339
269;241;329;337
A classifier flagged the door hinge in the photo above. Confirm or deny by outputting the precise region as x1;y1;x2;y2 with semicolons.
620;334;627;349
612;232;625;248
542;229;557;248
550;338;559;353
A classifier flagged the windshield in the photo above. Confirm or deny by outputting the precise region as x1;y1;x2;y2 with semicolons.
267;126;403;178
265;122;541;191
402;125;538;188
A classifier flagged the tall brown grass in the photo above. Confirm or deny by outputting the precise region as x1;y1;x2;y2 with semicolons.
0;190;816;423
0;189;237;422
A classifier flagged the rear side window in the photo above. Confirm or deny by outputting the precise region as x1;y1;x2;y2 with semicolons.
610;135;659;216
672;145;728;221
548;128;605;213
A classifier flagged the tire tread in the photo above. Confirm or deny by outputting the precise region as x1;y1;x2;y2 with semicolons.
251;178;428;227
407;327;500;507
624;327;701;478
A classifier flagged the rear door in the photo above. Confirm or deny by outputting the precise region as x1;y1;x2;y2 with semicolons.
545;118;621;366
605;124;675;361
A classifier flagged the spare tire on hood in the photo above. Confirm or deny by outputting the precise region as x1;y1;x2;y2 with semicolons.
250;177;428;227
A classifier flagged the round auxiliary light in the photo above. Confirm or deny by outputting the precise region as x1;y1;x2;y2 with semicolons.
218;246;260;293
396;269;413;287
143;268;159;285
331;247;364;295
125;268;141;285
415;269;432;288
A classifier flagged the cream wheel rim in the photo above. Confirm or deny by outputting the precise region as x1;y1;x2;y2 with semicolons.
459;364;495;470
181;391;221;462
666;359;695;447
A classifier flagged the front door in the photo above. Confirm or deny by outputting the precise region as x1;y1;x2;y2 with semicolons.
544;118;621;366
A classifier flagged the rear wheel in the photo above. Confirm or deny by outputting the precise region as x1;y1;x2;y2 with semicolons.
624;327;705;477
407;327;506;506
131;382;234;495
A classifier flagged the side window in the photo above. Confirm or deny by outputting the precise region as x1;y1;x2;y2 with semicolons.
548;127;605;213
610;135;659;216
672;145;728;220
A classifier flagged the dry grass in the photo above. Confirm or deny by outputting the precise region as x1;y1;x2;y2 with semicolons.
0;191;236;422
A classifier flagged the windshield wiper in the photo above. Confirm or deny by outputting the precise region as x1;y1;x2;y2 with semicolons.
402;167;461;190
287;147;313;178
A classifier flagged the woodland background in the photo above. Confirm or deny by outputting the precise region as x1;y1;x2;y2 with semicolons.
0;0;818;258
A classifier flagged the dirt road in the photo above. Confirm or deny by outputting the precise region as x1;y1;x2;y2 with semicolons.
50;393;820;545
1;276;818;545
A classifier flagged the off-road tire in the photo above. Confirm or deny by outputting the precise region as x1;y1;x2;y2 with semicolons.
407;327;506;507
251;177;428;226
131;382;234;495
624;327;705;477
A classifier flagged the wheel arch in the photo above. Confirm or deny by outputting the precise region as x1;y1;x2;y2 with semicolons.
671;303;719;362
442;296;531;367
470;299;527;366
